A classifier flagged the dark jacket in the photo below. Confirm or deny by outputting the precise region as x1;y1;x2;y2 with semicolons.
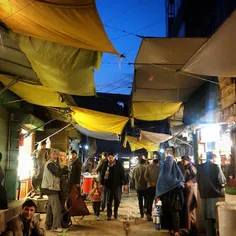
101;160;127;190
197;161;226;199
5;214;45;236
70;158;82;185
96;158;107;183
0;166;4;184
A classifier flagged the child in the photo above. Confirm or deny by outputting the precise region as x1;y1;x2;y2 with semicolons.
89;180;103;220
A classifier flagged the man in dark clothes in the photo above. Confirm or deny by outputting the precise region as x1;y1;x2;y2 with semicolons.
197;152;226;236
96;152;108;211
132;158;147;218
70;150;82;189
144;158;160;221
101;152;127;221
0;152;8;209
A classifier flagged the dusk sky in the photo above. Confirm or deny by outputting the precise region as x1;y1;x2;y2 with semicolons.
95;0;166;94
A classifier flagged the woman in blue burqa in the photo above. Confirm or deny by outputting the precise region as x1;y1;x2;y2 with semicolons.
156;155;185;236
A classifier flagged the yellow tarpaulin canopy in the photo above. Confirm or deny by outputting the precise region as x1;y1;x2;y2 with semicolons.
10;32;101;96
0;76;67;108
124;136;159;152
0;0;118;54
71;107;129;135
132;102;182;121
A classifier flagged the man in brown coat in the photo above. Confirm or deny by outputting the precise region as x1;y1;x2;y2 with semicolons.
5;199;45;236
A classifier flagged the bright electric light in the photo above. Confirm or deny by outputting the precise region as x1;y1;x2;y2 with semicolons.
79;145;82;148
201;124;220;142
160;149;164;153
84;145;89;150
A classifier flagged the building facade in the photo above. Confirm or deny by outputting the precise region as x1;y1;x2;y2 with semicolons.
166;0;236;37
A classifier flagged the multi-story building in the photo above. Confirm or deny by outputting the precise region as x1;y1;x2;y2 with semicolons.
166;0;236;37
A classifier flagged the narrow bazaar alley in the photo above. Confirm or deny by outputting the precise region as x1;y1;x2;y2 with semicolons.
42;192;169;236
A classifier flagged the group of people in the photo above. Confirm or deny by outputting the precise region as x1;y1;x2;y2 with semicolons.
1;146;227;236
4;143;83;235
132;150;226;236
132;157;160;221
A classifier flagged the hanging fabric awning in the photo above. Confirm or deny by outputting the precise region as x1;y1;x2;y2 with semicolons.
140;130;172;145
132;101;182;121
133;37;207;102
169;106;184;127
71;107;129;135
182;10;236;77
124;136;159;152
0;76;67;108
75;124;119;141
10;32;100;96
0;31;40;83
22;114;44;131
0;0;118;54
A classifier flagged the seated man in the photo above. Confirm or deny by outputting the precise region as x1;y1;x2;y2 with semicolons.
5;199;45;236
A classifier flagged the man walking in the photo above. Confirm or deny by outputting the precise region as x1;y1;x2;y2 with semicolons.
101;153;126;220
144;158;160;221
197;152;226;236
96;152;108;211
132;158;147;218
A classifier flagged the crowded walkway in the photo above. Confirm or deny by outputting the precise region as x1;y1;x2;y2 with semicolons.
42;191;169;236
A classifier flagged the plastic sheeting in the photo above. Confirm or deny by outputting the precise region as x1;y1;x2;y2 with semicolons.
75;124;119;141
0;76;67;108
10;32;100;96
132;101;182;121
71;106;129;135
0;0;117;54
133;37;207;102
140;130;172;145
183;11;236;77
124;135;158;152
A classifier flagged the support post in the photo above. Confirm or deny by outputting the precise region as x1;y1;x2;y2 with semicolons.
192;132;199;165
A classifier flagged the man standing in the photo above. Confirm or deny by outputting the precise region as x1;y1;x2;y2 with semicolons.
41;149;62;233
181;156;198;235
33;141;49;198
144;158;160;221
5;199;45;235
0;152;7;209
101;153;126;220
96;152;108;211
132;158;147;218
70;150;82;188
197;152;226;236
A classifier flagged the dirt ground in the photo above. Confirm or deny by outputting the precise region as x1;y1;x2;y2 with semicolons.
41;192;169;236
